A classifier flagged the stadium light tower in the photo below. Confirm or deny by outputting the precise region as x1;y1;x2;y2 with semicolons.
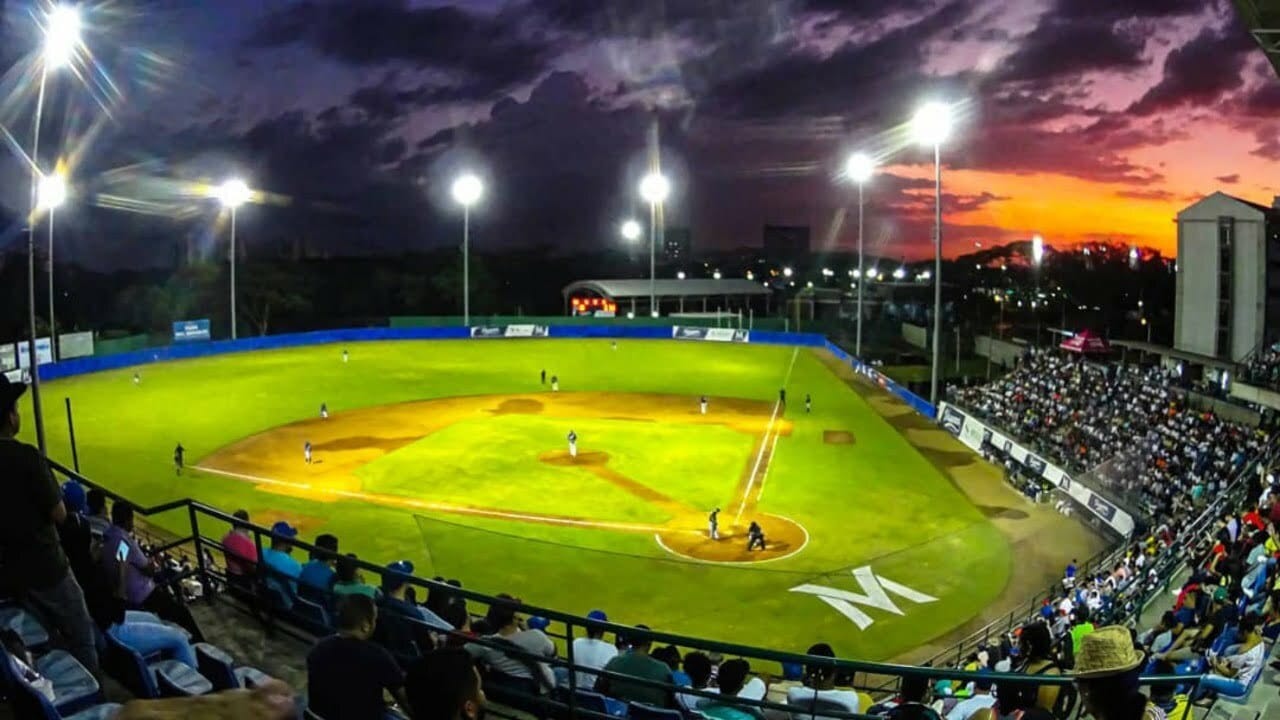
639;172;670;315
451;173;484;326
845;151;874;357
214;178;251;340
620;218;641;242
25;4;85;456
38;172;67;361
911;100;954;407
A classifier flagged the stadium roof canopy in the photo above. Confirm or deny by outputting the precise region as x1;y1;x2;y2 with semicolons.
563;278;771;300
1235;0;1280;74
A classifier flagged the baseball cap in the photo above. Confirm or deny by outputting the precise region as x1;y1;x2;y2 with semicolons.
62;481;87;515
386;560;415;575
0;374;26;412
270;521;298;538
587;609;608;622
527;616;550;631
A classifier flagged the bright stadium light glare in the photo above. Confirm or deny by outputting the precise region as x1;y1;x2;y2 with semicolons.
911;101;953;147
782;266;793;277
713;270;721;280
43;5;82;69
845;152;874;184
745;270;754;280
638;172;670;204
37;172;67;210
620;219;641;241
893;266;907;280
214;178;251;209
451;173;483;207
677;271;686;280
1032;234;1044;265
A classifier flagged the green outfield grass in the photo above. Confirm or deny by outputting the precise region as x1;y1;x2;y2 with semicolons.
19;338;1013;659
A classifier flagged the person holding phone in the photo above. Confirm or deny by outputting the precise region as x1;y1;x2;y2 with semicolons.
101;501;204;641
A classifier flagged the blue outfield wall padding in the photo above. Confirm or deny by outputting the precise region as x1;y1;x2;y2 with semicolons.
34;325;937;419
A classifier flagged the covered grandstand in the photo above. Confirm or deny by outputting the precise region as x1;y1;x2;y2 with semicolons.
562;278;773;317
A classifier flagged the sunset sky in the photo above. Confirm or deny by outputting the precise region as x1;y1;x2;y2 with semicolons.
1;0;1276;266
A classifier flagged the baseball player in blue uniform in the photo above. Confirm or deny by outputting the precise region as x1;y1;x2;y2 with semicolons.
708;507;720;539
567;430;578;458
304;441;312;464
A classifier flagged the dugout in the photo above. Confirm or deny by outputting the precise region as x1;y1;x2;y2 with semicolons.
562;278;773;317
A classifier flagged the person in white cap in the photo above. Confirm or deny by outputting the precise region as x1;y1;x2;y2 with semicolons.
567;430;578;459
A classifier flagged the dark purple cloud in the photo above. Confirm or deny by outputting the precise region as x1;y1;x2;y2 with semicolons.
1128;23;1256;115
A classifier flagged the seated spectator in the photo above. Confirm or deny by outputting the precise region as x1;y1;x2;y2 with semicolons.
677;652;714;712
307;594;409;719
464;596;555;693
945;674;994;720
596;625;673;707
785;643;860;716
568;609;617;689
1016;621;1064;715
85;488;110;537
1192;615;1265;700
332;553;379;598
260;521;302;608
298;533;339;599
101;501;203;641
1072;626;1163;720
406;647;487;720
884;675;942;720
1137;612;1179;656
220;509;258;587
381;560;453;631
970;683;1051;720
698;659;758;720
1154;587;1235;665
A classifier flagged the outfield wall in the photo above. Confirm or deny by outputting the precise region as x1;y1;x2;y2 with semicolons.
32;324;937;418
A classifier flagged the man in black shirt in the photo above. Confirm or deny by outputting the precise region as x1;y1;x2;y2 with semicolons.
406;647;487;720
0;375;98;672
307;593;409;719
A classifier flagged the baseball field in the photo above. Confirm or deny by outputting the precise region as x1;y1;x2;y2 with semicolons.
16;337;1106;661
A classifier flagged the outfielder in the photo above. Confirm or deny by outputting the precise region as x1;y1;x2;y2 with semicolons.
133;372;141;386
700;395;708;415
173;443;185;475
805;393;812;413
551;375;560;392
567;430;578;459
320;402;328;420
342;348;349;364
708;507;720;539
304;440;313;464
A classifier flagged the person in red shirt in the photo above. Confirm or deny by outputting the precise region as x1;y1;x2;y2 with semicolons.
221;509;258;588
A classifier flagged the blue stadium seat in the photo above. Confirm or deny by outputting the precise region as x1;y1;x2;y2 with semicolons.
0;606;50;649
0;643;103;716
264;583;331;635
627;701;685;720
4;668;119;720
195;642;269;691
104;630;213;698
575;689;628;717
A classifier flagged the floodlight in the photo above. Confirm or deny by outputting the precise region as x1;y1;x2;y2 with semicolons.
451;173;483;207
620;219;641;241
782;266;793;277
37;172;67;210
639;172;670;204
845;152;874;183
44;5;82;68
677;271;686;280
214;178;251;209
713;270;721;280
893;267;907;280
911;101;953;147
1032;234;1044;265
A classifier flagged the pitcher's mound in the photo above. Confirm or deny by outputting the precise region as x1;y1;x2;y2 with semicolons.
823;430;855;444
656;513;807;563
539;449;610;467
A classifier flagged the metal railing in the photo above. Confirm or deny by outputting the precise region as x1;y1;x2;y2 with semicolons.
44;456;1215;719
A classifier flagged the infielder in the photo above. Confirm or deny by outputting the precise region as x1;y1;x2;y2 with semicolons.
551;375;560;392
320;402;328;420
700;395;708;415
540;369;546;385
173;443;185;475
708;507;720;539
304;440;313;464
567;430;578;459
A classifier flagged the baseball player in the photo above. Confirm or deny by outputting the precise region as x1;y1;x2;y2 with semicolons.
342;348;349;364
747;521;767;551
320;402;328;420
779;388;786;406
700;395;708;415
133;371;141;386
540;369;546;385
611;340;618;351
304;440;313;464
708;507;720;540
173;443;185;475
567;430;578;459
551;375;559;392
805;393;812;413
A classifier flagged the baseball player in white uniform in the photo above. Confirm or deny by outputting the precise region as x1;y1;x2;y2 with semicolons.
700;395;708;415
708;507;720;539
551;375;560;392
342;348;349;363
304;441;313;464
567;430;578;458
320;402;328;420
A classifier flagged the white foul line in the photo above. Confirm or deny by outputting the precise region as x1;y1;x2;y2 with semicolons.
732;346;799;525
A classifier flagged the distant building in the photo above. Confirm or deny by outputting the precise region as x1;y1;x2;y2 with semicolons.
663;227;691;262
1174;192;1280;362
763;225;810;257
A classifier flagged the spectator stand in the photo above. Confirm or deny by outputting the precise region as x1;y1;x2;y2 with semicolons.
39;457;1219;720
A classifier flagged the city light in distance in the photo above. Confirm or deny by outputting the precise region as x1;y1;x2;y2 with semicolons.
893;267;907;280
676;271;686;280
712;270;721;280
782;266;793;277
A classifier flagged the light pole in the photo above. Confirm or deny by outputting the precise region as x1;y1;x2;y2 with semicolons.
214;178;251;339
1032;234;1044;344
25;4;82;456
639;172;670;316
38;172;67;360
451;173;483;326
911;101;953;407
845;152;874;357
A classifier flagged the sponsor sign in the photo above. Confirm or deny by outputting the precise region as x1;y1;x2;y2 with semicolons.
469;325;549;338
16;338;53;367
671;326;750;342
0;343;15;372
936;401;1135;537
58;331;94;359
173;319;211;343
470;326;506;338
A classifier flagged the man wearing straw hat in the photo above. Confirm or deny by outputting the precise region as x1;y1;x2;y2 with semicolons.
1072;625;1166;720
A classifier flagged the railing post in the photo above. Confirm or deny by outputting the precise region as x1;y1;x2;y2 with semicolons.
565;618;578;716
188;502;208;596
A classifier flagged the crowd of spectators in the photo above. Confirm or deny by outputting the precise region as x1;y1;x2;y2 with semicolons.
1245;346;1280;390
950;349;1266;526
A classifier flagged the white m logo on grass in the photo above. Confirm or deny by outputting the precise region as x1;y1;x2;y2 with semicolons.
789;566;938;630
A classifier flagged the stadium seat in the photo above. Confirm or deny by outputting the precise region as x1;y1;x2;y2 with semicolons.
627;701;685;720
194;642;268;691
785;695;853;720
0;606;50;649
0;644;102;716
573;689;628;717
104;630;213;698
264;583;331;635
4;669;120;720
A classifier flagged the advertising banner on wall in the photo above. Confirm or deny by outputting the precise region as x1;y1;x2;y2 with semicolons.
16;338;53;368
469;325;549;338
173;320;211;343
58;331;95;359
0;343;15;372
936;401;1136;537
672;326;750;342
